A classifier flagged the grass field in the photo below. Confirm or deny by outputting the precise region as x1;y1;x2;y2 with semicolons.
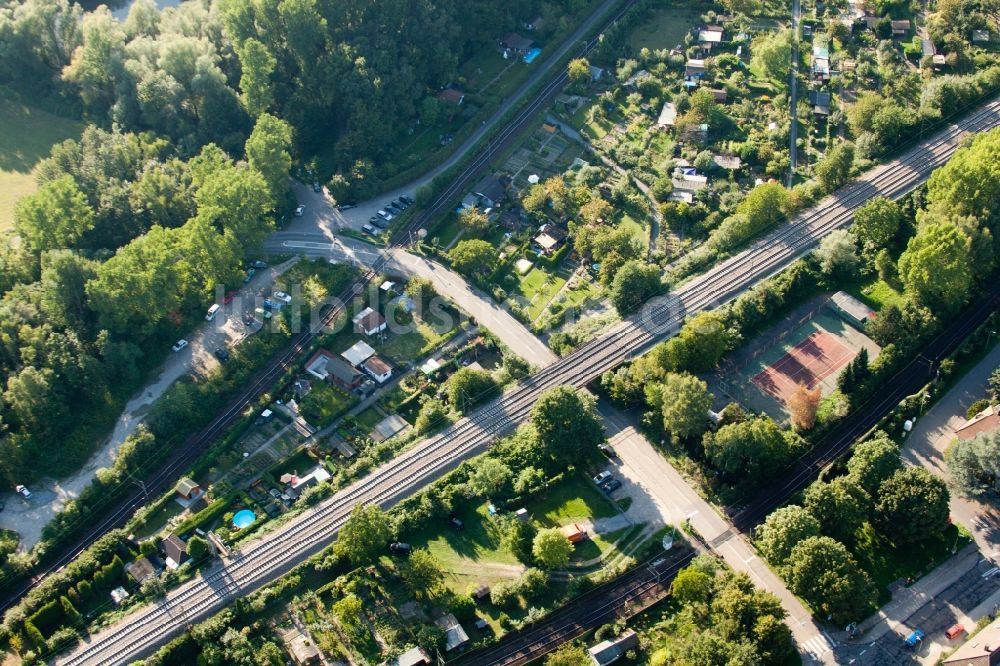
0;96;83;231
852;522;971;606
617;212;650;250
627;8;702;52
380;317;454;363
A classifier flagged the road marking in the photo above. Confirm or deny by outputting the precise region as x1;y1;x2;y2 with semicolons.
282;240;334;249
982;566;1000;579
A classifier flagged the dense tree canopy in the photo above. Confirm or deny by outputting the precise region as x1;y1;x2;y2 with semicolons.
529;386;604;463
947;429;1000;501
609;259;662;315
851;197;903;260
755;505;821;564
803;477;871;544
786;536;876;625
874;467;950;544
532;528;573;569
703;416;797;490
897;221;973;313
658;372;713;440
446;367;500;413
847;434;903;495
334;504;392;564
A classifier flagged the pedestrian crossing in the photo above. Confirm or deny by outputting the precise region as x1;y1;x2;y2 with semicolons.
801;633;835;662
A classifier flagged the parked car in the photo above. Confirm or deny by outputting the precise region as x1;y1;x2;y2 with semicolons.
593;470;612;485
371;217;389;229
273;291;292;303
262;299;279;310
337;202;356;210
389;541;412;556
386;205;401;215
243;267;256;283
214;348;230;362
449;516;464;530
172;339;189;352
601;478;622;494
255;307;272;320
392;198;407;209
313;182;322;193
377;209;393;221
205;303;221;321
598;443;616;459
251;260;268;269
362;223;378;236
15;485;31;500
400;195;414;205
294;204;305;217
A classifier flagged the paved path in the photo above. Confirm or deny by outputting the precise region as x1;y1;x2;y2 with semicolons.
265;231;557;369
281;0;626;235
0;259;300;549
597;405;836;664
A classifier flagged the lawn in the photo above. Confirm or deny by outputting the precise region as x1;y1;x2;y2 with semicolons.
845;276;907;311
299;382;357;427
271;448;318;479
851;522;971;606
354;407;383;431
503;264;567;321
379;317;454;363
627;8;702;52
459;49;512;92
0;95;84;231
407;502;520;577
531;474;620;528
132;499;187;539
617;212;650;250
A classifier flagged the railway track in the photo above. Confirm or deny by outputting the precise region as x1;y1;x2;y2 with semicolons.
0;0;639;615
55;97;1000;665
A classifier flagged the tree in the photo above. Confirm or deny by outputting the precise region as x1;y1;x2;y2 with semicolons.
786;536;876;624
898;221;973;313
449;239;497;275
405;277;437;312
788;382;821;430
186;535;210;561
401;396;449;440
458;206;490;234
567;58;591;83
847;433;902;495
947;429;1000;500
60;595;82;625
532;528;573;569
671;566;714;605
332;594;365;638
470;458;512;498
712;182;790;250
399;549;444;597
500;516;537;564
609;259;662;315
925;128;1000;232
803;477;870;543
245;113;293;200
755;505;821;564
814;142;855;192
815;229;860;278
851;197;903;259
751;30;793;82
663;311;736;373
14;175;94;253
579;197;613;225
236;38;276;117
334;504;392;564
545;644;590;666
874;467;950;544
703;417;795;489
446;367;500;413
660;372;713;439
530;386;605;462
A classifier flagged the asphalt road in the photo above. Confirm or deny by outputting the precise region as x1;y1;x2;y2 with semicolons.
54;98;1000;666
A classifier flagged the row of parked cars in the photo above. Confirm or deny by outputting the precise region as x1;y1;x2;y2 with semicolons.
362;195;414;235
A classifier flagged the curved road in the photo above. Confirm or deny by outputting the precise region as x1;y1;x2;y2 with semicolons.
54;99;1000;666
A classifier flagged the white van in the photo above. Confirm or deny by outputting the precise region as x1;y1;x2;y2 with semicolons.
206;303;221;321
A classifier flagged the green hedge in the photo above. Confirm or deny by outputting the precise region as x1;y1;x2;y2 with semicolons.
172;496;233;538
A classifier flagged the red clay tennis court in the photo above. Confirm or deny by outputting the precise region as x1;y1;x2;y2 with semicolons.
751;331;854;405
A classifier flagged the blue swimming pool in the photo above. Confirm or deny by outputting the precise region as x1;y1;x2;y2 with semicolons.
232;509;256;529
523;47;542;64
